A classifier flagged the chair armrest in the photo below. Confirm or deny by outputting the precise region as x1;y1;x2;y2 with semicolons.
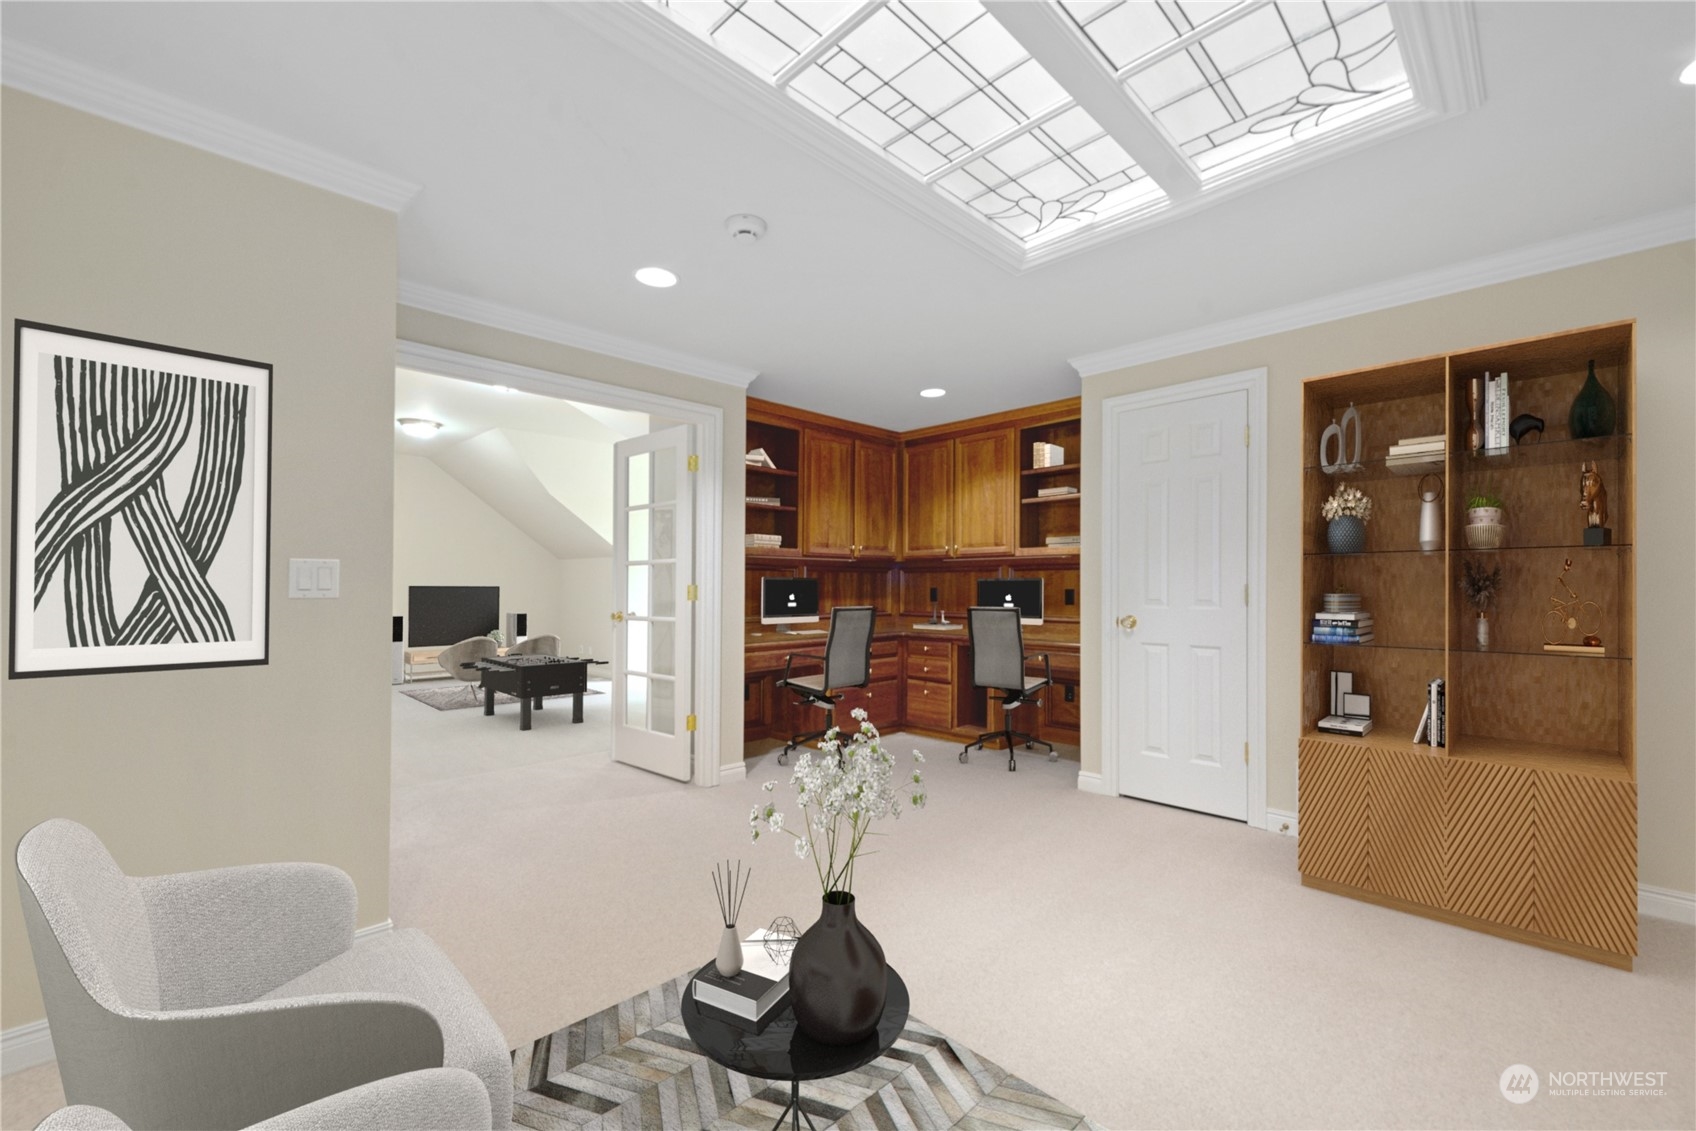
65;994;444;1131
34;1108;132;1131
1023;652;1053;686
137;863;356;1008
252;1068;491;1130
779;651;826;683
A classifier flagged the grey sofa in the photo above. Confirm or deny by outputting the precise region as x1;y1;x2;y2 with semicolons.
16;819;512;1130
35;1068;492;1130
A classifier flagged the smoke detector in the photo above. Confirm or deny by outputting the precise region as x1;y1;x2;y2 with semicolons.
725;214;767;242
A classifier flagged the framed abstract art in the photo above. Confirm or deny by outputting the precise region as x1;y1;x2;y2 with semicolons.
9;321;271;677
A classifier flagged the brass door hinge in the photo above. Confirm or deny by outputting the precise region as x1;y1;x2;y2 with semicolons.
1244;741;1250;764
687;454;700;472
686;714;698;732
1244;424;1250;447
1244;583;1250;606
686;583;698;602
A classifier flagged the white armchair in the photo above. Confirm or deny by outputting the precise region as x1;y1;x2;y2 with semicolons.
16;819;511;1130
35;1068;492;1130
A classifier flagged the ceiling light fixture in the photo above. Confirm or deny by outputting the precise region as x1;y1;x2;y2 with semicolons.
919;388;946;398
726;213;768;242
397;417;443;438
635;266;678;288
1682;59;1696;84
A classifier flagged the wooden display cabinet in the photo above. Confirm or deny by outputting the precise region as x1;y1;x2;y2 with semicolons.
1297;321;1637;968
745;414;801;557
901;430;1015;558
1018;413;1082;555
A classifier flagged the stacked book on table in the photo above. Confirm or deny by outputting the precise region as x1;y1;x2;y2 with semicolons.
1386;433;1445;474
746;533;784;550
1311;593;1373;645
691;928;793;1031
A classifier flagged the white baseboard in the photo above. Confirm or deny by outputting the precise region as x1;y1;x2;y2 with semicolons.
1076;770;1112;796
3;918;396;1077
1;1018;53;1076
1265;808;1299;837
718;761;747;784
1640;884;1696;925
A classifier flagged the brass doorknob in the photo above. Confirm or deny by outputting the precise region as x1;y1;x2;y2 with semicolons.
610;611;625;622
1118;614;1138;630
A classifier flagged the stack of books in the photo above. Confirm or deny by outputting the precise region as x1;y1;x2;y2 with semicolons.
745;448;777;469
745;495;782;507
691;928;793;1029
1413;677;1446;746
1045;534;1081;548
1312;593;1373;644
1386;433;1445;474
1035;485;1078;497
1482;372;1511;450
1032;442;1066;467
746;533;784;550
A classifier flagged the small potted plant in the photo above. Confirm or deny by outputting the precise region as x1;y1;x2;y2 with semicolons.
1321;483;1373;554
1465;492;1505;549
1461;558;1502;649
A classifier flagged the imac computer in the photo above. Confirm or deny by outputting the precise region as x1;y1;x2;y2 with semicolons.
976;577;1044;627
760;577;823;634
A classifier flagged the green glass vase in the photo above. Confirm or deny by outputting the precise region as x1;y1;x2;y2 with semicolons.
1568;360;1616;439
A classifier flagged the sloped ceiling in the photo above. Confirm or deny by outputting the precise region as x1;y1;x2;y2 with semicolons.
431;430;610;559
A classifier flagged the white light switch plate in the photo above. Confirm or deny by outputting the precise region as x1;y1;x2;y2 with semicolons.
289;558;340;598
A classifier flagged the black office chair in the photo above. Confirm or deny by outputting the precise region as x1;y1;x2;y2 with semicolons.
775;605;876;764
962;606;1053;772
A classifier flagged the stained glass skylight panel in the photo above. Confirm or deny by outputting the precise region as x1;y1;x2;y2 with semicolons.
653;0;864;76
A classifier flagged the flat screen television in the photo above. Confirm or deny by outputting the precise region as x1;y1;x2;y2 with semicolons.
760;577;820;630
408;585;500;647
975;578;1044;626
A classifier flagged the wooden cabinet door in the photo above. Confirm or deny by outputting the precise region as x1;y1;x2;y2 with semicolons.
853;439;899;559
801;430;855;557
902;438;954;558
952;429;1014;556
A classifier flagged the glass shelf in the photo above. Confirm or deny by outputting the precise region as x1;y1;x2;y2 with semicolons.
1455;644;1631;662
1308;541;1632;557
1303;459;1445;484
1304;547;1444;558
1304;641;1446;655
1459;432;1629;469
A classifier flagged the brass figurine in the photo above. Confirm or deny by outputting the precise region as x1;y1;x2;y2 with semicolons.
1579;461;1608;528
1543;556;1603;651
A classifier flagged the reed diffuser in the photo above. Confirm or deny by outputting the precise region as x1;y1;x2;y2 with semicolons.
711;860;751;977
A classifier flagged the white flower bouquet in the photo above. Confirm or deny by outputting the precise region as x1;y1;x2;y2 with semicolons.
1321;483;1373;522
750;709;926;895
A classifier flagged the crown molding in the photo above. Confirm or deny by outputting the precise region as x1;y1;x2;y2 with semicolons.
1070;207;1695;377
1396;0;1486;116
398;281;760;389
1;39;420;213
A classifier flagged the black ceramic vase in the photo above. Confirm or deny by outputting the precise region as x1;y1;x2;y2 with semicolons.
1568;360;1616;439
788;893;886;1045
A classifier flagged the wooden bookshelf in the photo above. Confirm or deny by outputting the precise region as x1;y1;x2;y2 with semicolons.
1298;320;1637;968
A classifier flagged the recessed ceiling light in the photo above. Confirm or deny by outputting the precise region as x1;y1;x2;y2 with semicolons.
397;417;443;438
635;266;678;288
920;388;946;398
1682;59;1696;84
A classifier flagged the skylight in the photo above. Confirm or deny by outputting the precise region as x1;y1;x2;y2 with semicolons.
645;0;1435;257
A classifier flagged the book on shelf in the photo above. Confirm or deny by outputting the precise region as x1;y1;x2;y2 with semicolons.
1483;373;1510;450
1396;433;1445;446
1412;702;1431;744
745;496;782;506
1035;485;1079;497
1543;643;1607;656
1426;678;1445;747
692;929;793;1024
744;448;777;469
1045;534;1081;546
1032;441;1066;468
1311;635;1375;645
1317;714;1373;736
1387;440;1446;456
1313;611;1373;622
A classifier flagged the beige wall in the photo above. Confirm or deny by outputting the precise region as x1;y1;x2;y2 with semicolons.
1082;241;1696;894
557;557;616;662
393;454;564;643
395;306;747;769
0;92;399;1028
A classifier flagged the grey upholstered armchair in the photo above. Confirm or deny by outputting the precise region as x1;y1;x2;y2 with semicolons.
505;634;559;657
15;819;511;1131
438;636;498;681
34;1068;492;1130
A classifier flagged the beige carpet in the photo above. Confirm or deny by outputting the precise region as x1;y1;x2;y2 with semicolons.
5;688;1691;1130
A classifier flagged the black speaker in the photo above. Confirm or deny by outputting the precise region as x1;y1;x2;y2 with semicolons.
392;616;404;643
1064;588;1075;606
515;612;528;636
929;587;939;602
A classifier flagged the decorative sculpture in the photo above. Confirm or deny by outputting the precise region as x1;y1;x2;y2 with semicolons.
1579;461;1611;546
1543;557;1603;653
1509;413;1545;444
1319;403;1363;475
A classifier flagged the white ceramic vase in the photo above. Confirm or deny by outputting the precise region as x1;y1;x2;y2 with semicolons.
1476;613;1490;650
715;924;742;977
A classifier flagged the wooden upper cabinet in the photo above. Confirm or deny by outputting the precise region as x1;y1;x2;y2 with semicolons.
902;437;954;558
852;438;898;559
952;429;1014;555
800;430;856;557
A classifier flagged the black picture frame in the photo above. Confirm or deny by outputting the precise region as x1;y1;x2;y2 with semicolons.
9;320;273;678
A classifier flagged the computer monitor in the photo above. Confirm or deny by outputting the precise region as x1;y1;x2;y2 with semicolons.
760;577;820;631
976;577;1043;626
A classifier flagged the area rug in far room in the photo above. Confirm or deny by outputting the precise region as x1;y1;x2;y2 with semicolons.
399;684;604;711
512;970;1096;1130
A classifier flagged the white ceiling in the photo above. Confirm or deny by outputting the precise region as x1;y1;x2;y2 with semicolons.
4;2;1692;429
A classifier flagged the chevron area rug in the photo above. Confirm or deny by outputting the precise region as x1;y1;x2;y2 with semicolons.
511;970;1095;1130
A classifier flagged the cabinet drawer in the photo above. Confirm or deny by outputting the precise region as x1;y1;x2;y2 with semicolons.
908;639;952;658
870;639;900;658
869;656;900;682
905;652;952;681
905;681;953;729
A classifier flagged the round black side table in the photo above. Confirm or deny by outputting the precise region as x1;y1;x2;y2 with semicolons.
680;964;909;1131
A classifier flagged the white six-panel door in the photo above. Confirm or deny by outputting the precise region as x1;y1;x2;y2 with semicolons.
612;426;694;782
1111;389;1249;819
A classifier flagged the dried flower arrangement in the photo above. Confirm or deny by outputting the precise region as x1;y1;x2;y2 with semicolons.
1321;483;1373;522
1461;558;1503;612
